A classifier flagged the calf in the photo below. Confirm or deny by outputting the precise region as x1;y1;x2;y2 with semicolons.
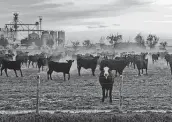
99;66;114;103
1;59;23;77
152;53;159;64
135;58;148;76
133;53;146;69
165;54;171;66
28;54;39;68
47;60;74;81
37;57;48;72
77;55;99;76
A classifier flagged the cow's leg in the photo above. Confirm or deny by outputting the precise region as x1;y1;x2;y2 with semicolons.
14;70;18;77
142;69;143;74
20;69;23;77
146;68;148;75
38;65;41;72
47;70;52;80
32;62;34;68
36;62;38;68
138;69;141;76
4;68;8;77
50;71;53;80
105;89;108;98
47;70;50;80
115;70;117;77
131;62;133;67
28;61;30;68
92;68;95;76
42;66;44;71
25;61;27;68
68;73;70;80
109;88;112;103
63;73;66;81
1;66;4;76
102;87;105;102
134;62;135;69
77;66;81;76
47;70;53;80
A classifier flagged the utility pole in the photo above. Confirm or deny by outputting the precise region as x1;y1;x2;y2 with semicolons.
13;13;19;42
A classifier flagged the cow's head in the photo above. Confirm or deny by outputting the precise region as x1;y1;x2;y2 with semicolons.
95;56;100;60
103;66;111;79
66;60;74;64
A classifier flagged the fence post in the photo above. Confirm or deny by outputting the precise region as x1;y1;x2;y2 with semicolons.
119;75;123;111
36;75;40;114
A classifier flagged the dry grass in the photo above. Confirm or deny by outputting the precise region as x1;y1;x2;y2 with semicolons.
1;112;172;122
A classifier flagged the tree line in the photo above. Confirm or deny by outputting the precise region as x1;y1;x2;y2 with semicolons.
71;33;168;51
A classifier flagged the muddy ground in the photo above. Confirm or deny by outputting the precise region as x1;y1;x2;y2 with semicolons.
0;56;172;112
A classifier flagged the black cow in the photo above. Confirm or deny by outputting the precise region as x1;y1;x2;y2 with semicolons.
127;54;135;67
1;59;23;77
133;53;147;69
100;58;129;76
28;54;40;68
37;54;62;72
135;58;148;76
77;55;99;76
152;53;159;64
165;54;171;66
0;54;14;67
47;60;74;81
99;66;114;103
169;62;172;75
37;57;48;72
16;54;29;67
166;54;172;74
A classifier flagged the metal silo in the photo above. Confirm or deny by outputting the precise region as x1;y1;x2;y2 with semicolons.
50;31;57;49
58;31;65;47
41;31;50;46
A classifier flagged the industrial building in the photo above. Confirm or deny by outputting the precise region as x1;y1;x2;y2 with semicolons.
0;13;66;49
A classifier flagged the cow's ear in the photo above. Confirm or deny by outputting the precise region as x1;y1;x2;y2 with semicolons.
72;60;74;62
66;60;69;62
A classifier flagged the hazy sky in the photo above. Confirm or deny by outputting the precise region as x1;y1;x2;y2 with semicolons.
1;0;172;45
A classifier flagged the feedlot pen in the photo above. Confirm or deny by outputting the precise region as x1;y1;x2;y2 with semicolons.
0;57;172;112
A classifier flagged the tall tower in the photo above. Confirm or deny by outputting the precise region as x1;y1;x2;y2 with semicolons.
13;13;19;41
5;13;43;44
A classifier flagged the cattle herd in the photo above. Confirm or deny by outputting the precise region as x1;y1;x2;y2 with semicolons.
0;49;171;103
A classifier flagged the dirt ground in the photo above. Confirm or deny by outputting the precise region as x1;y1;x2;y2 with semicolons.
0;56;172;112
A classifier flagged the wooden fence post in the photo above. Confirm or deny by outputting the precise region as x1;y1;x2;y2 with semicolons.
36;75;40;114
119;75;123;111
